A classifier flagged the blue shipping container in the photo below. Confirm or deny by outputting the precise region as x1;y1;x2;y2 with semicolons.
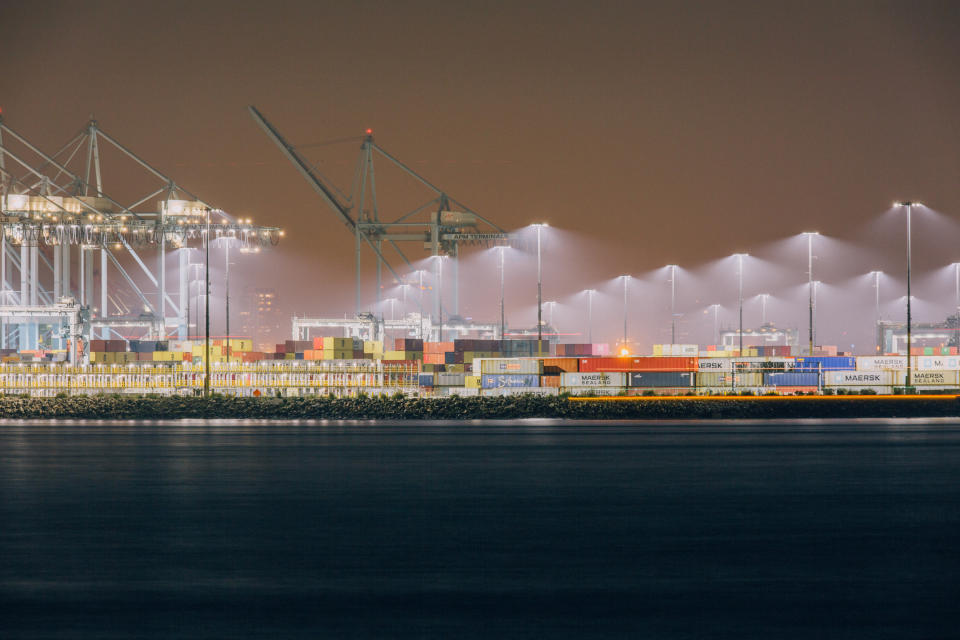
418;374;435;387
793;356;855;372
481;374;540;389
764;372;820;386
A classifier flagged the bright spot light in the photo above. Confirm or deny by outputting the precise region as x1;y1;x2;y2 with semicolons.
619;347;629;356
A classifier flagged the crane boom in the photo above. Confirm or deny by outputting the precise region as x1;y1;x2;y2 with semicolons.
248;105;355;231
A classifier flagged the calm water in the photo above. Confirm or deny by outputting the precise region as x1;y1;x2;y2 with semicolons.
1;419;958;638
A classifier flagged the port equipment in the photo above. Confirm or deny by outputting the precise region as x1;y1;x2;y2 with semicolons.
0;114;282;357
248;106;511;324
291;311;500;342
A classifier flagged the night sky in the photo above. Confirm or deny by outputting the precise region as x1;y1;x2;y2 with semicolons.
2;0;959;346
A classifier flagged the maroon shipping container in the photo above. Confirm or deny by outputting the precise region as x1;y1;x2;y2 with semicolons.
275;343;287;354
394;338;424;351
90;339;107;352
578;356;697;372
106;339;127;352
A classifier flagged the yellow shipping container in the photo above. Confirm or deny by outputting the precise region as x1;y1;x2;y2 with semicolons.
363;340;383;353
228;339;253;352
465;376;481;389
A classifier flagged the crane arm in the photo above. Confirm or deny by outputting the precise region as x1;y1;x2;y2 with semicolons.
248;105;355;231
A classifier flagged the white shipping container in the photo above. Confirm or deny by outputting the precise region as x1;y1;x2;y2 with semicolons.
698;358;733;372
858;356;960;371
856;356;907;371
481;387;558;397
910;370;960;386
564;387;624;396
435;372;467;386
439;386;479;396
826;370;905;386
560;372;626;387
478;358;542;375
915;356;960;371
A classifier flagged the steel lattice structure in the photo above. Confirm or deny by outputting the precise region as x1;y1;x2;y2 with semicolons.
249;106;512;333
0;114;282;361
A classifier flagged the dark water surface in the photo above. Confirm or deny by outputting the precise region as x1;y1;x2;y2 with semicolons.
1;419;958;638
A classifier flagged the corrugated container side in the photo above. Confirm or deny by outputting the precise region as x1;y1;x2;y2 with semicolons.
436;372;466;386
542;357;579;374
578;356;697;372
793;356;856;371
480;374;540;389
480;359;543;375
764;372;820;386
910;370;960;386
561;372;626;387
481;387;557;397
629;371;694;387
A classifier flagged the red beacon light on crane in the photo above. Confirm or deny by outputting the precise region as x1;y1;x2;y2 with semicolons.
365;128;373;135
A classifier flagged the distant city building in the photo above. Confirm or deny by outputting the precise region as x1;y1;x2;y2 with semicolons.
238;287;284;351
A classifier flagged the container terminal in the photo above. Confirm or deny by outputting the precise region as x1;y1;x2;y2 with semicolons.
1;110;958;398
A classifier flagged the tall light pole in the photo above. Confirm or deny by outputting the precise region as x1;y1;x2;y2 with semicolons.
733;254;748;356
896;201;919;389
812;281;821;349
869;270;882;323
953;263;960;325
436;256;444;342
204;208;211;397
534;223;548;356
417;270;425;340
801;232;819;356
708;304;720;347
498;247;507;340
666;264;678;344
223;236;231;342
585;289;596;344
620;274;630;354
759;293;770;325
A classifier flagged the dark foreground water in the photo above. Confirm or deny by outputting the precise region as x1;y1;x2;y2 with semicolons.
1;419;958;639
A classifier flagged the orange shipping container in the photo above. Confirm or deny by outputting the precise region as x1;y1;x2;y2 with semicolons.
541;375;561;387
424;353;445;365
424;342;455;354
542;358;579;374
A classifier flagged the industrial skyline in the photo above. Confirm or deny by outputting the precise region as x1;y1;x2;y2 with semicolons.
1;0;958;353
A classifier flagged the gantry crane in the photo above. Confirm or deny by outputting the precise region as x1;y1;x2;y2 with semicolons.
0;113;281;358
249;106;510;324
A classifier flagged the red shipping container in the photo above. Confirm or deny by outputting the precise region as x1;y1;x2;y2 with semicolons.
275;343;286;354
578;356;697;372
313;337;324;350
